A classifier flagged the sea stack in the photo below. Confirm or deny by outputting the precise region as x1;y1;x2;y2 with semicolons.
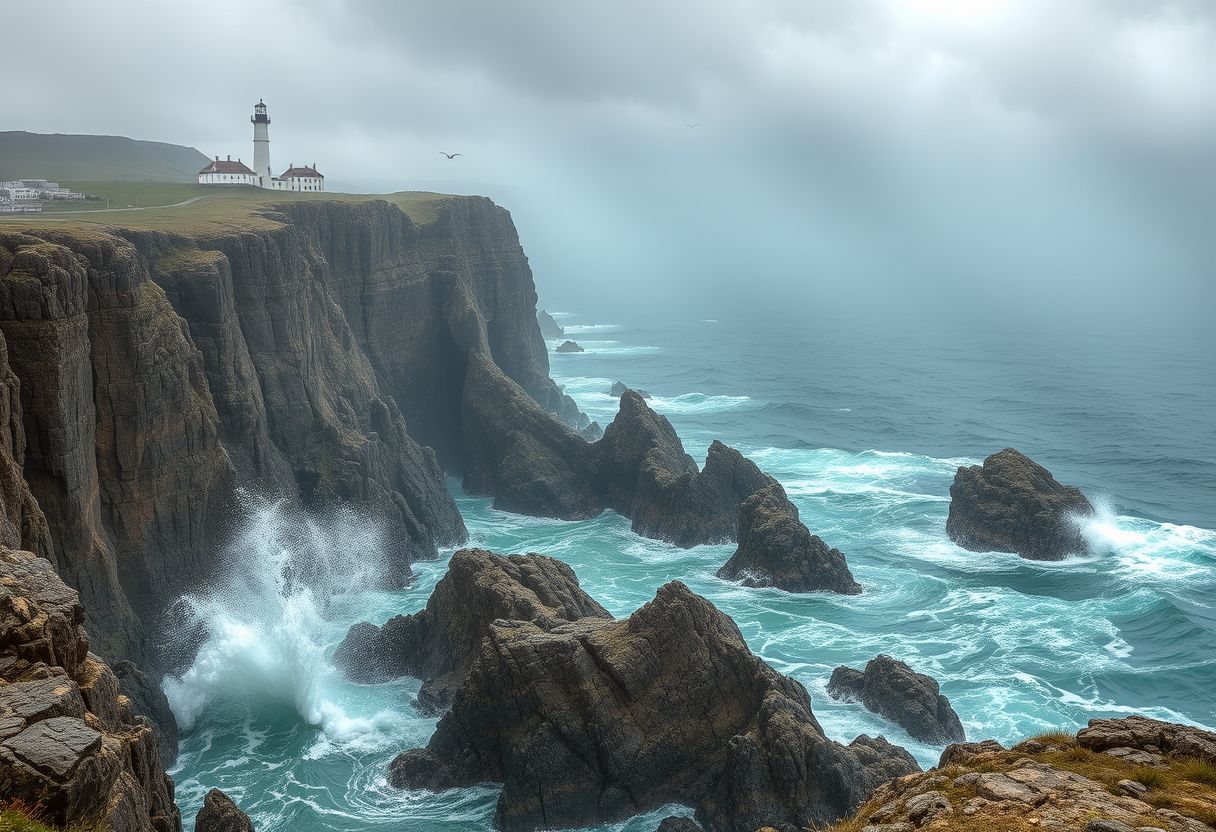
947;448;1094;560
717;483;861;594
537;309;564;339
827;654;965;745
556;339;585;353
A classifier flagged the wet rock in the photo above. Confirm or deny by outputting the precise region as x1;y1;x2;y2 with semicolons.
947;448;1094;560
195;788;254;832
334;548;611;711
609;381;651;398
828;655;964;744
655;818;702;832
537;309;564;339
389;580;918;832
596;391;775;546
556;339;584;353
717;483;860;594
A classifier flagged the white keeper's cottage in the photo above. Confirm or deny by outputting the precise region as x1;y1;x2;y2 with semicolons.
198;100;324;192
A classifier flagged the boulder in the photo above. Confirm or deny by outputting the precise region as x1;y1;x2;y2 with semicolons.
389;581;918;832
333;548;611;711
717;484;860;594
537;309;564;339
947;448;1094;560
827;655;965;744
195;788;254;832
1076;716;1216;764
596;391;776;546
556;340;584;353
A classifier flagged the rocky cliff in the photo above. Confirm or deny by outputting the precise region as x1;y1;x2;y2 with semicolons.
0;196;585;673
0;546;180;832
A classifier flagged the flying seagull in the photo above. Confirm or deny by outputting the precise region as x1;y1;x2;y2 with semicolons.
439;152;463;159
686;123;699;128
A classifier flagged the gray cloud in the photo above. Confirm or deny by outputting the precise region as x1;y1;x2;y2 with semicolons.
5;0;1214;331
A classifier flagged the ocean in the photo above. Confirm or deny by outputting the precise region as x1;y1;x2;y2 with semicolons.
167;312;1216;830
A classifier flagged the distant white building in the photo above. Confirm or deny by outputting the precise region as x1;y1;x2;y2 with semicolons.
199;100;324;192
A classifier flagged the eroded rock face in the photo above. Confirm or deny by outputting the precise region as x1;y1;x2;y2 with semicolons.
0;546;180;832
537;309;564;339
194;788;254;832
827;655;964;745
947;448;1094;560
717;484;860;594
596;391;776;547
113;660;180;766
334;548;611;712
389;580;918;832
1077;715;1216;764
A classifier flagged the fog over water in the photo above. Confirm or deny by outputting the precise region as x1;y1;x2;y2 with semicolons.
8;0;1216;333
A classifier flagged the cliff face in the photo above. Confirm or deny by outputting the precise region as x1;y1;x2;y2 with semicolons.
0;196;581;672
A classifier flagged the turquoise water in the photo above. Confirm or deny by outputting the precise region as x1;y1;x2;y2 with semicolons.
169;314;1216;830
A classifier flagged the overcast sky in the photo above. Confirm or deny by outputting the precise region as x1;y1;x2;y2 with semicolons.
6;0;1215;331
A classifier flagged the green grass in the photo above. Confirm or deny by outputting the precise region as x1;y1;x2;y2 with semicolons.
0;802;55;832
1028;730;1075;745
0;131;210;181
1130;765;1168;789
0;181;458;234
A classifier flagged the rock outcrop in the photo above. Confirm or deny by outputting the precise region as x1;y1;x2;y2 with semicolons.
0;546;180;832
112;660;179;766
1076;715;1216;764
717;484;860;594
389;580;918;832
947;448;1094;560
194;789;254;832
831;718;1216;832
334;548;611;712
596;392;776;546
537;309;564;339
656;818;703;832
556;339;584;353
826;655;965;744
610;381;651;398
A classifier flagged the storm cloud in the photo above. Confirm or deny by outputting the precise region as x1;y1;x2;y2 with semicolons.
6;0;1214;330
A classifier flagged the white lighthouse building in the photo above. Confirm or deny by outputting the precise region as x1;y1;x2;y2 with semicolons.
198;100;324;192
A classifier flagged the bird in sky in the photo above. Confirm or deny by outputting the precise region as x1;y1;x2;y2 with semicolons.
439;152;463;159
686;123;699;128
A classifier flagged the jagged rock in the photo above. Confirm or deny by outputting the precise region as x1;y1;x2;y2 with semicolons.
609;381;651;398
195;788;254;832
389;580;918;832
596;391;776;546
827;655;965;744
939;739;1004;767
334;548;611;711
461;351;601;519
537;309;564;339
113;660;179;766
717;484;860;594
556;339;584;353
579;420;603;441
0;546;180;832
1076;716;1216;764
947;448;1094;560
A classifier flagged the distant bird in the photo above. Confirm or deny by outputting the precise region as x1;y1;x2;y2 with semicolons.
439;152;463;159
686;123;699;128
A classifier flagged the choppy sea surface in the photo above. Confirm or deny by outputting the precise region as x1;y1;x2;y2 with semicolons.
169;314;1216;830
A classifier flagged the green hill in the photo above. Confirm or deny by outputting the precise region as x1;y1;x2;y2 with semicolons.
0;131;211;182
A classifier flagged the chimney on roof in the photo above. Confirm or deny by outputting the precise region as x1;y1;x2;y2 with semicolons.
214;155;218;161
227;155;231;161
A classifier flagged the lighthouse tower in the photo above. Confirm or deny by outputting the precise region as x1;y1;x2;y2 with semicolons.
251;99;271;185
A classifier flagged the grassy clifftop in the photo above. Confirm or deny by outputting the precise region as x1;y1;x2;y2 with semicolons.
0;180;457;233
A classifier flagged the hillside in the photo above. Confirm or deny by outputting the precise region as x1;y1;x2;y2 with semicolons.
0;131;210;181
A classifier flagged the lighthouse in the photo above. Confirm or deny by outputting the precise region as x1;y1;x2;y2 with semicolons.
251;99;271;185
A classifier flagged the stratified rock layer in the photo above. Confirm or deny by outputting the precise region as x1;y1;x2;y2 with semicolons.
947;448;1094;560
389;581;918;832
334;548;611;712
717;484;860;594
0;546;180;832
826;654;965;745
